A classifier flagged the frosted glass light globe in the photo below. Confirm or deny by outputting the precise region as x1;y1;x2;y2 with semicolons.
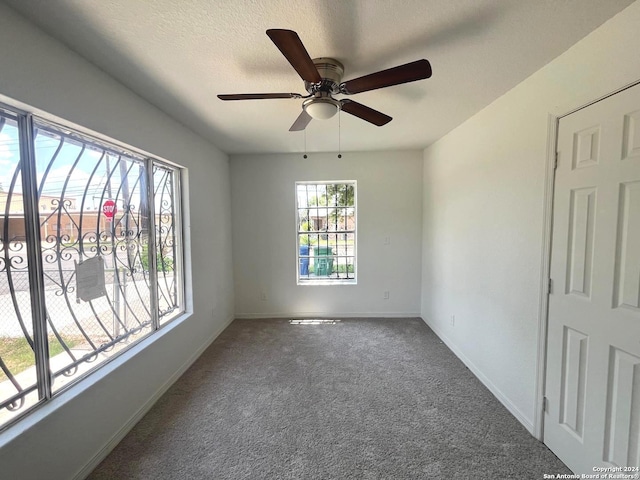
304;100;339;120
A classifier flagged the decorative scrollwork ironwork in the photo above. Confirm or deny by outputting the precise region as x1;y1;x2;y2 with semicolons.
0;119;180;426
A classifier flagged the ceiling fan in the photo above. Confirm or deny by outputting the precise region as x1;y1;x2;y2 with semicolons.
218;29;432;131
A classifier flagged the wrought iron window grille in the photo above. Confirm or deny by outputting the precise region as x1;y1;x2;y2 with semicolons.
295;181;357;284
0;105;184;430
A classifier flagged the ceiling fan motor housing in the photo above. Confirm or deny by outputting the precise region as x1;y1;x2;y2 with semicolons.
305;57;344;95
301;58;344;119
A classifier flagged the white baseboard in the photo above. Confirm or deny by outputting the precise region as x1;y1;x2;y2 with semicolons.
73;314;235;480
421;317;535;434
234;312;421;319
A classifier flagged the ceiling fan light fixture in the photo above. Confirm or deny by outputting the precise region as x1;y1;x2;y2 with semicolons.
303;98;340;120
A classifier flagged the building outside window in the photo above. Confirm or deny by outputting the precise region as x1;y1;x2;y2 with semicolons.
296;181;356;284
0;106;184;430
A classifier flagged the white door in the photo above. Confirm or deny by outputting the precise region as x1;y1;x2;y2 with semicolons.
545;83;640;475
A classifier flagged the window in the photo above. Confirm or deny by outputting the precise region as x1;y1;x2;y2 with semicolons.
0;106;184;430
296;181;356;284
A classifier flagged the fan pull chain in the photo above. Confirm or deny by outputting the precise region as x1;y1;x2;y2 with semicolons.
303;128;307;159
337;110;342;159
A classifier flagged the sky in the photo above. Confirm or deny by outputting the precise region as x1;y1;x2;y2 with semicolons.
0;116;146;213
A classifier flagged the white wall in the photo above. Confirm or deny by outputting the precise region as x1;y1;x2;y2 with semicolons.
421;0;640;434
0;4;234;480
231;151;423;318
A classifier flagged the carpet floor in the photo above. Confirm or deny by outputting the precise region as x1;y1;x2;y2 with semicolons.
88;317;570;479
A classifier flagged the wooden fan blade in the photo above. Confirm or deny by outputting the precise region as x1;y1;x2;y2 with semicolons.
340;99;392;126
340;59;432;95
289;110;313;131
218;93;302;100
266;29;322;84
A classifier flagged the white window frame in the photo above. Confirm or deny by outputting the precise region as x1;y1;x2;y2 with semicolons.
0;100;186;431
295;180;357;286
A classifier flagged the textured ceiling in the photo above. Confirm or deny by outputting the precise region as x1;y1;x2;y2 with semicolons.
2;0;635;154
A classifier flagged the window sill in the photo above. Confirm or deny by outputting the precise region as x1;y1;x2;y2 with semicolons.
297;279;357;286
0;310;192;447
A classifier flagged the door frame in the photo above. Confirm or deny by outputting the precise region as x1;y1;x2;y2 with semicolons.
534;78;640;441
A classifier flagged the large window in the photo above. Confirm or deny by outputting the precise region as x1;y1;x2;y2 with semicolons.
296;181;356;284
0;106;184;430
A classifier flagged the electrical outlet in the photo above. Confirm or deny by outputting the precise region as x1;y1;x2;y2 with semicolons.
383;291;390;300
450;315;455;326
260;292;267;301
384;236;390;245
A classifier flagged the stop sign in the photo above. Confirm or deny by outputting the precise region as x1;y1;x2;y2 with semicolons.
102;199;117;219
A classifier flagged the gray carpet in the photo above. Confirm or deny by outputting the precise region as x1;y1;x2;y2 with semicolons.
88;318;571;479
